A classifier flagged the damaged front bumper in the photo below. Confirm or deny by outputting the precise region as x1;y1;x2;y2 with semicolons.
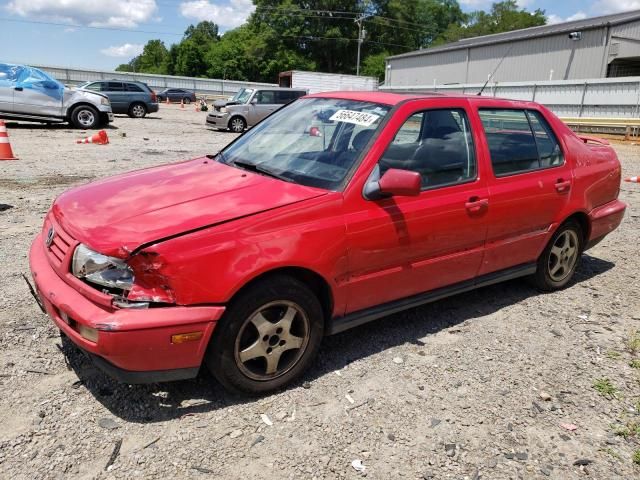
29;234;226;383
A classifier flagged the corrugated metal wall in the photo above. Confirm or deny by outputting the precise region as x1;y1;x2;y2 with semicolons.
387;49;467;87
290;71;377;94
380;77;640;118
35;65;277;96
386;19;640;85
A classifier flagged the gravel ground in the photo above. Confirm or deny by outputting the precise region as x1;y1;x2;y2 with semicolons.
0;106;639;480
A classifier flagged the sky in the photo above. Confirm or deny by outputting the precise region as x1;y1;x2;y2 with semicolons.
0;0;638;71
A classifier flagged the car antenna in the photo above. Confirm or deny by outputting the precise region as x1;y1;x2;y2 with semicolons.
477;44;514;96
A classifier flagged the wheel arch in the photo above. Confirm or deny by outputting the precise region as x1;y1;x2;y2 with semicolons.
562;211;591;246
228;114;247;128
228;266;334;325
65;101;99;120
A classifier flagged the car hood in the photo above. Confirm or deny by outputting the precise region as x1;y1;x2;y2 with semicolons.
51;158;328;257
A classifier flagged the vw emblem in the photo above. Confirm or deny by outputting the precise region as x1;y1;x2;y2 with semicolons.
45;227;55;247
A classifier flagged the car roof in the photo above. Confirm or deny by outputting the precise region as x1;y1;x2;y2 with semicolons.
306;90;541;108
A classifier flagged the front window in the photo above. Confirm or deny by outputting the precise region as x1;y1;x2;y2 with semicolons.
217;97;391;190
232;88;254;104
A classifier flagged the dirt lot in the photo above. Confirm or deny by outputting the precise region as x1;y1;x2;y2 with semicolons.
0;106;639;480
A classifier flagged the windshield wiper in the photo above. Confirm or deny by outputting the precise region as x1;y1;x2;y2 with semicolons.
231;159;293;183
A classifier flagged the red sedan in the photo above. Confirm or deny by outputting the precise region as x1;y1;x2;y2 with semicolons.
29;92;626;394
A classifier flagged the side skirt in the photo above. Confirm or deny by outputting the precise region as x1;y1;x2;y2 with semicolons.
327;263;537;335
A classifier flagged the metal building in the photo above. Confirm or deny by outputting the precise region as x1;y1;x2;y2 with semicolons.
385;10;640;87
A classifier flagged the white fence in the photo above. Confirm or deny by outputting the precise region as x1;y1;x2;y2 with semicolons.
35;64;277;97
381;77;640;118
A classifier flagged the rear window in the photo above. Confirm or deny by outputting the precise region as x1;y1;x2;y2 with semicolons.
275;90;305;104
479;109;563;176
126;83;144;92
105;82;124;91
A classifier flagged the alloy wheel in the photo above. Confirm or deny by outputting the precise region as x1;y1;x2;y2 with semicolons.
234;301;310;381
548;229;579;282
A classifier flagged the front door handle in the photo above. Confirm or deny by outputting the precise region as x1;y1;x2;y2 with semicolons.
14;87;23;91
555;179;571;193
465;197;489;213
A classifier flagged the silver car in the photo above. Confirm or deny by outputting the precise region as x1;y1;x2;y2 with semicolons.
0;62;113;128
206;87;307;132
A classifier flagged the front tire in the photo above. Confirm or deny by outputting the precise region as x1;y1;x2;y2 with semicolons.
183;97;191;104
531;220;583;291
229;116;246;133
206;275;324;395
70;105;99;129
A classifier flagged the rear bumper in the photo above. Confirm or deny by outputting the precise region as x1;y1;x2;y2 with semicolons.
148;103;159;113
586;199;626;248
29;235;225;383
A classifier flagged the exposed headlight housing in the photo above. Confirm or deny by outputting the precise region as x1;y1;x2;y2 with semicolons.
101;97;110;106
72;244;133;290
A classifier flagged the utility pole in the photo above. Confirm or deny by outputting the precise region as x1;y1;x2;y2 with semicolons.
355;13;373;76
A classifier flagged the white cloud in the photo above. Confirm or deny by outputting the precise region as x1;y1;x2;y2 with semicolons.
100;43;144;58
591;0;640;13
547;11;588;24
180;0;255;30
5;0;158;28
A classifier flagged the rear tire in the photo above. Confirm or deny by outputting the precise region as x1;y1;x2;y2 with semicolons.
530;220;583;291
183;97;191;104
70;105;99;129
128;102;147;118
205;275;324;395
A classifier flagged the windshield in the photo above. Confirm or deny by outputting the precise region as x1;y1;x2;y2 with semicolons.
218;97;391;190
231;88;254;104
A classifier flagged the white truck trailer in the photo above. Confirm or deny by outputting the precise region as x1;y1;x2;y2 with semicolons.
278;70;378;94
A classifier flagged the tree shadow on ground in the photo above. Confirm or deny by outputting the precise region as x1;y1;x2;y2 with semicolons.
61;254;614;423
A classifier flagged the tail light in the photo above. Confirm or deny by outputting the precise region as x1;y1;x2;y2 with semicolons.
150;90;157;103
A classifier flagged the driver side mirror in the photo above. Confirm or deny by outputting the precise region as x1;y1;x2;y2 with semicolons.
379;168;421;197
250;98;258;105
364;167;421;200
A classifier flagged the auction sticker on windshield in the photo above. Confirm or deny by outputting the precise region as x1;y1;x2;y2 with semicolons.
330;110;380;127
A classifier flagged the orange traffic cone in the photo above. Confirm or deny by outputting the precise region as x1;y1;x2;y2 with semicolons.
0;121;17;160
180;98;184;109
625;176;639;183
76;130;109;145
194;101;199;112
165;96;169;105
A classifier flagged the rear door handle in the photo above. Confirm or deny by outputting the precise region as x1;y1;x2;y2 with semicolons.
555;179;571;193
465;198;489;213
14;87;23;91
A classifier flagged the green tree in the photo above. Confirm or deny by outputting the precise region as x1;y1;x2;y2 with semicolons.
137;40;170;74
361;50;388;81
435;0;546;44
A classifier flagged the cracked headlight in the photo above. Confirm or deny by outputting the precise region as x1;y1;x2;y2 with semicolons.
72;244;133;290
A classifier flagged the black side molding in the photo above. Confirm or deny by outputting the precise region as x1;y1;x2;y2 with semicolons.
327;263;537;335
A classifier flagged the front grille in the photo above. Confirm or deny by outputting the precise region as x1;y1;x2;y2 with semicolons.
44;215;77;272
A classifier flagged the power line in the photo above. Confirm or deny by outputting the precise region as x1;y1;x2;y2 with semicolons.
0;17;185;36
0;16;416;49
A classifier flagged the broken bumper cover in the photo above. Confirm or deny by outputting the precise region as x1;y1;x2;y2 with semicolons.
29;234;225;383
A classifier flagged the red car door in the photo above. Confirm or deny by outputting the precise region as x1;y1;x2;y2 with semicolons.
476;107;573;275
341;99;491;314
